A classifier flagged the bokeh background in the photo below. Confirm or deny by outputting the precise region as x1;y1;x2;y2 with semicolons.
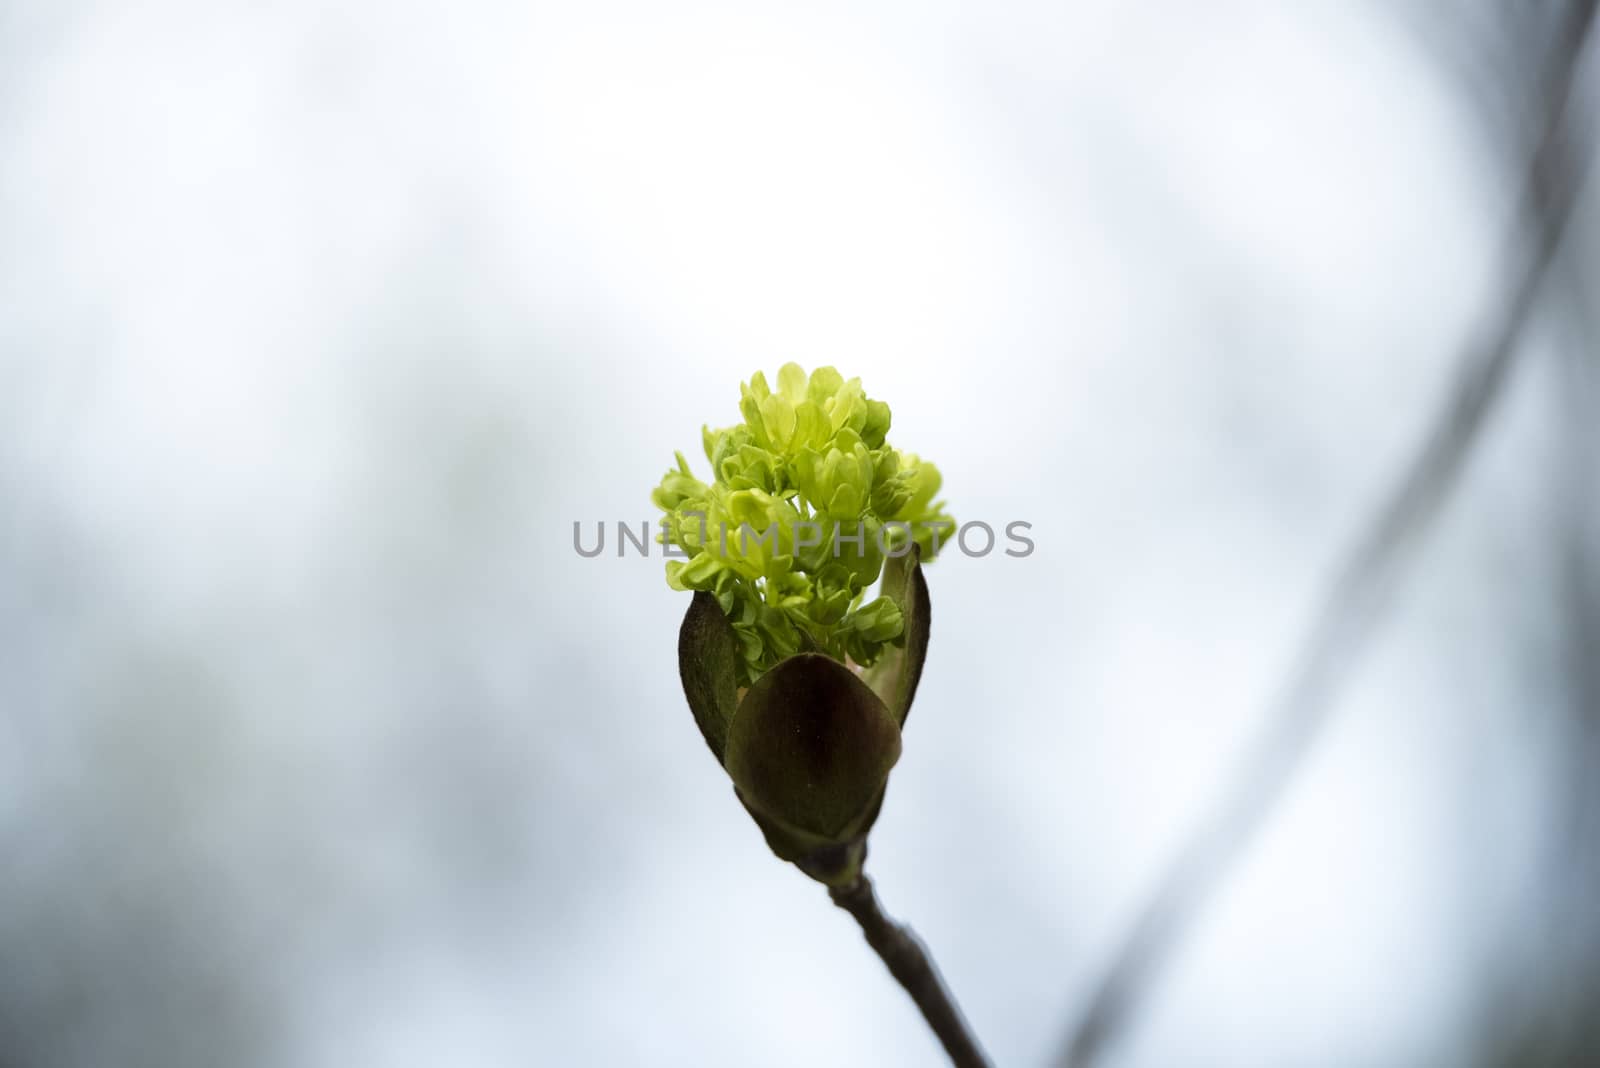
3;2;1597;1066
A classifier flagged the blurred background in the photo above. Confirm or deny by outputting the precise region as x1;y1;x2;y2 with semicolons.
2;2;1597;1065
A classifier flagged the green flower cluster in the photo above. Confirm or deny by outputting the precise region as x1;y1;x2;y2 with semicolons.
653;364;952;686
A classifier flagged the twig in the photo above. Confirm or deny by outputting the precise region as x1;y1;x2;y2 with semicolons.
830;876;992;1068
1057;6;1599;1066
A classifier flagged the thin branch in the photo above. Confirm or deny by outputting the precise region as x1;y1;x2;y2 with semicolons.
830;876;992;1068
1057;7;1599;1066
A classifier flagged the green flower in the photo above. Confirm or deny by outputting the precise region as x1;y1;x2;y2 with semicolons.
653;364;953;687
657;365;950;884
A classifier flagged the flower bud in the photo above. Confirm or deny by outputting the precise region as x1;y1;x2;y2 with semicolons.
678;549;931;885
653;364;954;689
660;366;943;883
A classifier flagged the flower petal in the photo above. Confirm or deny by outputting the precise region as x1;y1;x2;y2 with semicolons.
678;591;741;762
862;546;931;726
723;653;901;839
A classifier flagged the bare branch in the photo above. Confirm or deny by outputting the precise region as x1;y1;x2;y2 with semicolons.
1057;6;1599;1065
831;876;992;1068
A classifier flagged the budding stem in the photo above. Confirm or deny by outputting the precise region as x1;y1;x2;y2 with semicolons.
828;876;992;1068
